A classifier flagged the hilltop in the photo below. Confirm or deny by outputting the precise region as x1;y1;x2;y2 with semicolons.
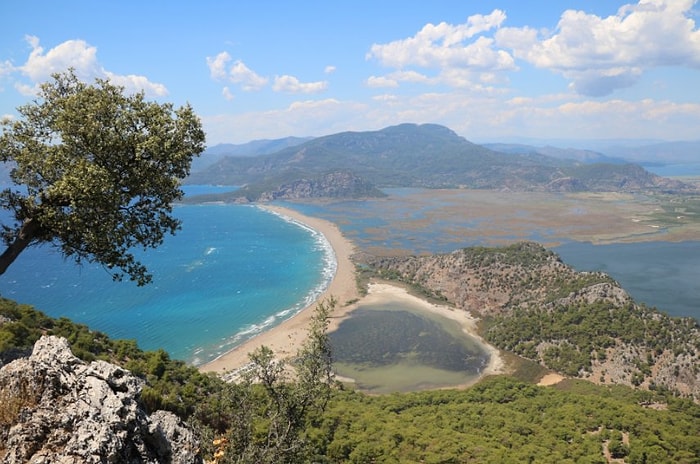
186;123;695;201
364;242;700;401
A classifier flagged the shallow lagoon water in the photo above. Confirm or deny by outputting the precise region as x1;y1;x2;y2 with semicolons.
554;241;700;320
330;302;489;393
287;194;700;322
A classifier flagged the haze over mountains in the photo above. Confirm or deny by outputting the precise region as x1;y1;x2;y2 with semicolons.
187;123;696;201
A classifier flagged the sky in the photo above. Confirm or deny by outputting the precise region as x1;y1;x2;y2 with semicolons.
1;0;700;146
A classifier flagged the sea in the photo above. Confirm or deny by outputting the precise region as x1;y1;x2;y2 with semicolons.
0;186;335;365
0;185;697;366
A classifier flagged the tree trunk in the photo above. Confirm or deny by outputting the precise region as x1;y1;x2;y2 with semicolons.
0;218;41;276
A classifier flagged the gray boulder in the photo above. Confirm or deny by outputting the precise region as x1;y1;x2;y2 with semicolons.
0;336;202;463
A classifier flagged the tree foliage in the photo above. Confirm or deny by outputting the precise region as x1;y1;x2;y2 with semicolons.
211;297;336;463
0;69;205;285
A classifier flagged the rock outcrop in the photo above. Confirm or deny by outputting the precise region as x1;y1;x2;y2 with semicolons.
0;336;202;463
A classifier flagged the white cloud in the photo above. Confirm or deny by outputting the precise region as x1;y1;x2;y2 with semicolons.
207;51;332;96
203;88;700;145
496;0;700;96
229;60;268;91
206;52;268;91
366;75;399;88
21;36;100;82
273;75;328;94
104;72;168;97
0;59;15;77
203;98;369;143
5;36;167;97
222;86;234;101
206;51;232;80
367;10;513;72
365;10;516;92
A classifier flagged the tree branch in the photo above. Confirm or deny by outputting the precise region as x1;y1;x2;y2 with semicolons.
0;218;42;276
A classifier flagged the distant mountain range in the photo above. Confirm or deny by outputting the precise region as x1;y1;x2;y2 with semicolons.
187;124;696;201
191;136;312;173
481;143;627;165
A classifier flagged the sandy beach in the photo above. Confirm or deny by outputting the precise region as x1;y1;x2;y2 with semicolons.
199;204;360;375
200;204;504;382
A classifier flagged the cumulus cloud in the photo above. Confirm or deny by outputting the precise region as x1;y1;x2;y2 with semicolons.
496;0;700;96
207;51;330;95
366;10;515;89
222;86;234;101
228;60;268;91
366;1;700;96
206;51;231;80
366;75;399;88
6;36;167;97
273;75;328;93
205;52;268;91
368;10;509;68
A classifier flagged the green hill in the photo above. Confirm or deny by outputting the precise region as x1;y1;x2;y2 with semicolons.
186;124;694;200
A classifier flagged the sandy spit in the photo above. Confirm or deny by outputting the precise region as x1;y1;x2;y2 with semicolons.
199;204;504;382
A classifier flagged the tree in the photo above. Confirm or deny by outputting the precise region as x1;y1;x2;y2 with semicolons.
217;298;336;463
0;70;205;285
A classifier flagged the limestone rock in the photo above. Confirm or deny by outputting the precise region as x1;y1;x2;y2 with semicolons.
0;335;202;463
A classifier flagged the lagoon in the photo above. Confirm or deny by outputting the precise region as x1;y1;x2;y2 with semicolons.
330;298;490;394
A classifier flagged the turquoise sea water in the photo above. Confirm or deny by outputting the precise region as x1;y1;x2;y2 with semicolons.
0;196;334;365
1;185;697;368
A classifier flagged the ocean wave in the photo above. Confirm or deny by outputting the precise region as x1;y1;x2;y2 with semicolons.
263;205;337;312
193;206;337;366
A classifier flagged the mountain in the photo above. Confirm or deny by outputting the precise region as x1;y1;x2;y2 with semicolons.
191;136;313;173
602;140;700;165
186;123;696;200
483;143;627;165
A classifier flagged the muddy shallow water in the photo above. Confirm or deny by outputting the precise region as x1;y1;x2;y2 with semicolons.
330;302;490;394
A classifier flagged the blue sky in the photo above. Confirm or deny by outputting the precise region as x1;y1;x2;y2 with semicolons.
2;0;699;146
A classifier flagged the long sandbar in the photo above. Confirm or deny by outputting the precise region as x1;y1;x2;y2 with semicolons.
199;204;504;382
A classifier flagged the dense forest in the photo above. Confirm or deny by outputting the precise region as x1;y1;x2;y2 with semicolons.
2;296;700;462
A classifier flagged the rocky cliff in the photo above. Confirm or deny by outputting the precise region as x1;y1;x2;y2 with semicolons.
366;242;700;401
0;336;202;463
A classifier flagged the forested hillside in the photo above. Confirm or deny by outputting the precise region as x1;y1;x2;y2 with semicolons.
0;300;700;464
365;242;700;401
2;292;700;462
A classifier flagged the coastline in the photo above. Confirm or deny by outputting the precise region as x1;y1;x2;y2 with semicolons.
199;204;360;375
199;204;505;384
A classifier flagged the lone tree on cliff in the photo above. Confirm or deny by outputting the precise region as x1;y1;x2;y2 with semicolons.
0;70;206;285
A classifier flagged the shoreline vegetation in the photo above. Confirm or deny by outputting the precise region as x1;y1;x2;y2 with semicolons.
199;204;506;386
